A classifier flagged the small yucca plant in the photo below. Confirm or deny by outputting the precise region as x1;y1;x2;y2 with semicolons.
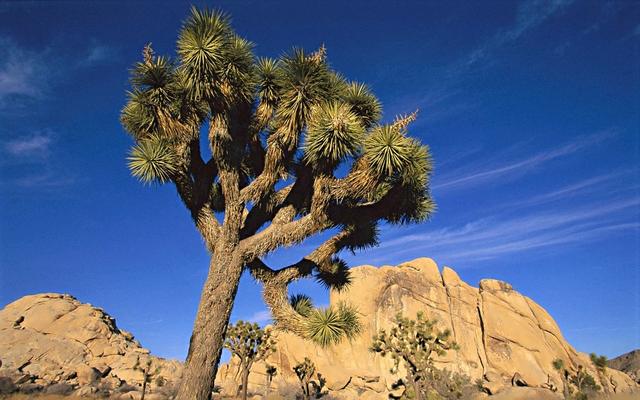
371;312;457;400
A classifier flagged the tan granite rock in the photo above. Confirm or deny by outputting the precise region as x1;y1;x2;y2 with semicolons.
0;293;181;398
216;258;639;399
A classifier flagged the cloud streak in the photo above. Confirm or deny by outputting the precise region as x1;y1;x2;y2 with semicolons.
0;36;117;107
4;132;53;158
0;37;49;103
414;0;575;124
465;0;575;68
368;195;638;265
433;131;614;192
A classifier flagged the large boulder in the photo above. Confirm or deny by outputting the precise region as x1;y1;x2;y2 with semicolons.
216;258;639;399
0;293;181;398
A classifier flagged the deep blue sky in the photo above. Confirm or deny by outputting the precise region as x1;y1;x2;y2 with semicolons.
1;1;638;362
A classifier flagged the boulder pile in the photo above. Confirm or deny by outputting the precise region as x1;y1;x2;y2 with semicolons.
0;293;181;399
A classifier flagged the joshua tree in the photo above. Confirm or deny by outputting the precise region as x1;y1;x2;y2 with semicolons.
571;365;601;400
293;357;326;400
265;364;277;395
371;312;456;400
121;7;434;399
224;321;277;400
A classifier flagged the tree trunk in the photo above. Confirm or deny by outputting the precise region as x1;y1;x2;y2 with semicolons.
141;369;148;400
175;252;244;400
411;376;424;400
241;366;251;400
561;374;570;399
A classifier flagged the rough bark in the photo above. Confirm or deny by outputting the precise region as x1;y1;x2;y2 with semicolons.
175;252;243;400
241;366;250;400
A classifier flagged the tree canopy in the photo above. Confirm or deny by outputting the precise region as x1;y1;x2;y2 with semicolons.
121;7;434;348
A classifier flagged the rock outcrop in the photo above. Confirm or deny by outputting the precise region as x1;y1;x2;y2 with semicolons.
1;259;637;399
0;293;181;398
216;258;638;399
609;350;640;384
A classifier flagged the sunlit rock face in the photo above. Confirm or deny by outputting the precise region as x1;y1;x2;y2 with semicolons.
217;258;638;399
0;293;181;399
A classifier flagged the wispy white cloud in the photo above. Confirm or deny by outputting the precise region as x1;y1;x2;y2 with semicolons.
0;37;49;103
433;130;615;192
9;172;78;189
507;170;633;207
412;0;575;124
1;131;80;190
245;309;272;324
370;195;638;265
465;0;575;68
4;132;53;158
0;36;118;107
80;41;118;67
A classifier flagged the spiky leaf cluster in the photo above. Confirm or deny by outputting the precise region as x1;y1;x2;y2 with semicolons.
290;294;314;317
341;82;382;129
305;302;361;347
127;138;179;184
289;294;360;347
314;257;352;292
304;101;365;168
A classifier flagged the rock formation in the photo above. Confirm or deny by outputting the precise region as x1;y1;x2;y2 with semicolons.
609;350;640;384
216;258;638;399
0;259;637;399
0;293;181;399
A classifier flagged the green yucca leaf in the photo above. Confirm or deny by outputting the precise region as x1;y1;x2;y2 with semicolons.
304;101;365;166
255;58;280;117
218;34;255;101
342;82;382;129
304;302;361;347
314;257;352;292
177;7;230;101
121;90;159;140
132;56;175;92
336;302;361;339
290;294;314;317
274;48;332;137
327;71;349;100
305;307;343;347
127;137;179;184
364;125;414;177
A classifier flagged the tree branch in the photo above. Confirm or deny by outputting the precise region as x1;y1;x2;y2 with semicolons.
172;141;222;247
246;229;352;337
